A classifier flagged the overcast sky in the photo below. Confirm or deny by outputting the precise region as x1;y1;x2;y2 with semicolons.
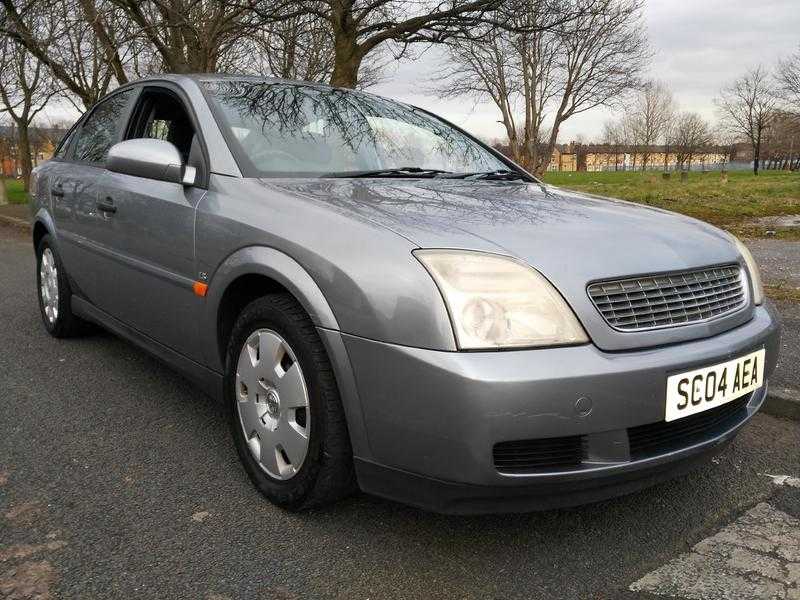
371;0;800;143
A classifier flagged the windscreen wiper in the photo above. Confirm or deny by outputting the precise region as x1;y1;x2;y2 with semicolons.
326;167;453;178
443;169;530;181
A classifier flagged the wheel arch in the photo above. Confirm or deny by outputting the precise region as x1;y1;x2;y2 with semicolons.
202;246;340;373
32;209;57;251
202;246;372;461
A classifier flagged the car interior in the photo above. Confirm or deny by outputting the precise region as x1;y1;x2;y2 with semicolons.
126;87;206;183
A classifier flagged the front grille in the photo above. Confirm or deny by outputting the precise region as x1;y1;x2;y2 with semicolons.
493;435;584;473
628;395;751;460
588;265;746;331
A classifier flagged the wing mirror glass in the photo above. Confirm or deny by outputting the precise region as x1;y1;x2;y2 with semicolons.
106;139;195;186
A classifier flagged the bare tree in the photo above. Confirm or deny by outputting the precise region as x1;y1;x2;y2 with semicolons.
777;45;800;111
627;80;675;170
315;0;499;89
0;36;59;190
105;0;294;74
307;0;605;89
602;118;630;170
671;111;712;171
1;0;133;108
716;66;777;175
436;0;649;175
242;15;335;82
760;110;800;170
228;13;385;88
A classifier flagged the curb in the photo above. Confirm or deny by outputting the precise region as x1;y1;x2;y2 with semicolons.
0;214;31;231
764;388;800;421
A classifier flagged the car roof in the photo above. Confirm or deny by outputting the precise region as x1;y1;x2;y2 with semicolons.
127;73;341;92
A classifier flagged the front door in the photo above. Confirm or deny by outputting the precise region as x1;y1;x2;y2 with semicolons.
92;170;204;360
89;86;208;362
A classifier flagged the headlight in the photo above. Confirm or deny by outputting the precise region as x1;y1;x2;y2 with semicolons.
414;249;589;350
733;237;764;305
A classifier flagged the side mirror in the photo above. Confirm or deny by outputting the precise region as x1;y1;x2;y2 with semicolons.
106;139;196;186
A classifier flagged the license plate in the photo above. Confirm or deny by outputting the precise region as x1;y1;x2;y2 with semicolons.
665;349;765;422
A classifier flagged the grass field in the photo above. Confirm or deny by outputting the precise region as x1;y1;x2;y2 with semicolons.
541;170;800;240
2;171;798;239
3;179;28;205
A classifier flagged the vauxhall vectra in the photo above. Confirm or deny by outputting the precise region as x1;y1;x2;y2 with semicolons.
29;75;780;513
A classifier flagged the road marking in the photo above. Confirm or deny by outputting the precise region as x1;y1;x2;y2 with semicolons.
630;502;800;599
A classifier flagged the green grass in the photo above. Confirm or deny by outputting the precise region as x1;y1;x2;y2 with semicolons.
3;179;28;205
541;170;800;240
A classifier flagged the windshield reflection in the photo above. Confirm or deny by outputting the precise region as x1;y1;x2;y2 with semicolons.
203;80;507;177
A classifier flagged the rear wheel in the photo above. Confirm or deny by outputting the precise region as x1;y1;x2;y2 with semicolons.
36;235;90;338
225;294;355;509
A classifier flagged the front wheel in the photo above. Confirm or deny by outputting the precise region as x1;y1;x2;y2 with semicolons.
225;294;355;510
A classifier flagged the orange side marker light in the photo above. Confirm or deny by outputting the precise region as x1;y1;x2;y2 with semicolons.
193;281;208;297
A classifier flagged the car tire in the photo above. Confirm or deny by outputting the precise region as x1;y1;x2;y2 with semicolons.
225;293;356;510
36;234;91;338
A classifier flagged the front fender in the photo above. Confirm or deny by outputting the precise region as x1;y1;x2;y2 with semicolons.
200;245;340;372
32;208;58;245
199;245;374;460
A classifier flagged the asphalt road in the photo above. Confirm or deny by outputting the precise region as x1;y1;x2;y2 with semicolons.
747;238;800;289
1;224;799;600
746;238;800;398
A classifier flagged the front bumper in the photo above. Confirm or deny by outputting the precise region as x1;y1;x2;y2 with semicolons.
341;303;781;514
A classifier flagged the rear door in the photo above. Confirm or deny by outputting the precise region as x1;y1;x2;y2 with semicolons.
91;84;208;361
50;88;138;304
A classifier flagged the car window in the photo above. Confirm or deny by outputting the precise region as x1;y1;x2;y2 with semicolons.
127;89;196;163
73;89;135;164
203;81;508;177
53;125;78;160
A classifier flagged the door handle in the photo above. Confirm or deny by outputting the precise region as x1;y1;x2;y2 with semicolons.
96;198;117;214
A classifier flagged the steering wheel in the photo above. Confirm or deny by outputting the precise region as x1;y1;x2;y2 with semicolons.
245;143;298;169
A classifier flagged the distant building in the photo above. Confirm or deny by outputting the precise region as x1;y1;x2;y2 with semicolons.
0;125;67;177
548;142;730;172
548;146;578;172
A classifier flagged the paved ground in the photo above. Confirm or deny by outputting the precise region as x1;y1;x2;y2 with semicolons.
770;300;800;399
748;238;800;290
0;204;29;221
632;492;800;599
1;224;800;600
747;239;800;400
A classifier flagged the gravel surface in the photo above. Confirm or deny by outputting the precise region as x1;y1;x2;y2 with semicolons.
771;300;800;396
2;224;799;600
746;238;800;288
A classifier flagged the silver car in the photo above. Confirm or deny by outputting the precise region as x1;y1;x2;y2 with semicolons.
30;75;781;514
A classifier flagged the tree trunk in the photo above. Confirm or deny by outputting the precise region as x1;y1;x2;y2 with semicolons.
330;55;361;88
329;12;362;89
16;122;32;192
531;145;549;177
753;142;760;175
77;0;128;85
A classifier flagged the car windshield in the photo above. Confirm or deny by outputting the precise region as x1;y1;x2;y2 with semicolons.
202;80;508;177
